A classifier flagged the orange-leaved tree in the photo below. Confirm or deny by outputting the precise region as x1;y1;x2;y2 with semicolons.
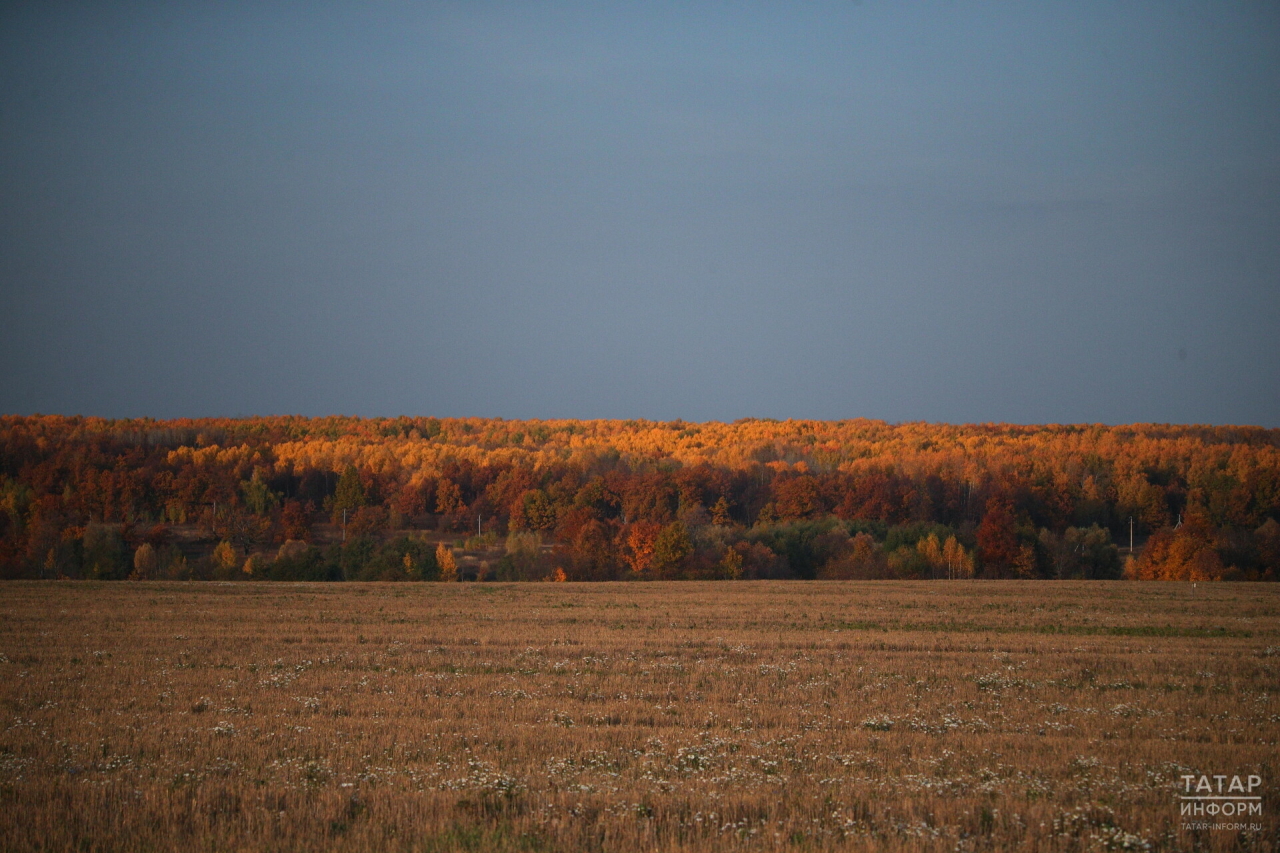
622;522;662;579
1128;515;1224;581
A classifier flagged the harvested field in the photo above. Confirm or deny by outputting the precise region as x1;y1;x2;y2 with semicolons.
1;581;1278;851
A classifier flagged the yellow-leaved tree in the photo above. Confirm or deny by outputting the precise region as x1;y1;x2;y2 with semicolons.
942;536;974;579
917;534;944;577
436;543;458;581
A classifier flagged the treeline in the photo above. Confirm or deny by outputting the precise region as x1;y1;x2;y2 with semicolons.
1;415;1278;582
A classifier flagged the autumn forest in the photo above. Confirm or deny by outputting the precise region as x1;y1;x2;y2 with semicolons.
2;415;1278;584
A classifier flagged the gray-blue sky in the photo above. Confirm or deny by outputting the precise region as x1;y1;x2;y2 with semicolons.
2;1;1277;425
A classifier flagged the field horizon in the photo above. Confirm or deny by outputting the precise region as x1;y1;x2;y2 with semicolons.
6;2;1278;849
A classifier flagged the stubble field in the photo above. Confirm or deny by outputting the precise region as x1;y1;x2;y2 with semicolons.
1;581;1278;852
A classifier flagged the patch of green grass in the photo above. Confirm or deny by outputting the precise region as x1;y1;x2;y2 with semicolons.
419;821;547;852
833;620;1252;638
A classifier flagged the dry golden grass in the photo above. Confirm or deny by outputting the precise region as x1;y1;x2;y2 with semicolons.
1;581;1278;851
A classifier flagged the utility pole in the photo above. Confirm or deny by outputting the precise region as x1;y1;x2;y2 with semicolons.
1129;516;1134;554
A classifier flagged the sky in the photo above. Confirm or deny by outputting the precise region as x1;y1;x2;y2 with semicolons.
1;1;1278;426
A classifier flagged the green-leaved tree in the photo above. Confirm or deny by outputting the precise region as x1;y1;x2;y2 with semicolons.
332;466;367;523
